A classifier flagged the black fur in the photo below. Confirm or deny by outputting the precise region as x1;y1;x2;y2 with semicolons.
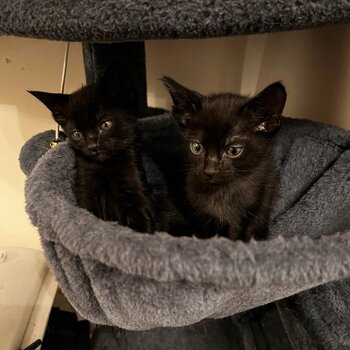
163;78;286;241
29;66;192;236
29;66;154;232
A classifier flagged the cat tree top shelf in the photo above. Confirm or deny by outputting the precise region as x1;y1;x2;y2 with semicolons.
1;0;349;42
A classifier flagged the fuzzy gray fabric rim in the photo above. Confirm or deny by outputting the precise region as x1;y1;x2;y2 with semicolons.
23;121;350;289
20;114;350;328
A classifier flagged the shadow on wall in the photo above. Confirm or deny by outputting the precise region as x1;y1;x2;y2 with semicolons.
146;25;350;130
256;25;350;128
146;37;247;110
0;39;85;141
0;38;85;249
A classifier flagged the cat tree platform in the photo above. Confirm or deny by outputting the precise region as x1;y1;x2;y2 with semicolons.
3;0;350;348
1;0;349;41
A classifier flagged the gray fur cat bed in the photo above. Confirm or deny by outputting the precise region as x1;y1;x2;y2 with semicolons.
20;113;350;330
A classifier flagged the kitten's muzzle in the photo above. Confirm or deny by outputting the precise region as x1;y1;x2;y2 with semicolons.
203;170;220;184
87;143;99;152
203;167;219;177
203;168;231;184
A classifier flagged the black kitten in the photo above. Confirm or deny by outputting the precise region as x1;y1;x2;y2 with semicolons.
163;78;286;241
29;66;154;233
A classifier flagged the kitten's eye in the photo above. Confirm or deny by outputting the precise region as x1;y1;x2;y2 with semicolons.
100;120;112;131
71;131;82;140
226;146;243;158
190;142;204;155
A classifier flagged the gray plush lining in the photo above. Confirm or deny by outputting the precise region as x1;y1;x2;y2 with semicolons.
20;114;350;330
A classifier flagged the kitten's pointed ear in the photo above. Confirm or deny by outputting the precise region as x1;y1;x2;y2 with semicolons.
162;77;203;126
28;91;69;125
243;82;287;134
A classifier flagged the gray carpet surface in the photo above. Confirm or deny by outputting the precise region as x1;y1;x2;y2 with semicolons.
1;1;350;42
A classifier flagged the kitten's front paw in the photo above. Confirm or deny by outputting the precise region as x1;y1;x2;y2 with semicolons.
126;208;155;233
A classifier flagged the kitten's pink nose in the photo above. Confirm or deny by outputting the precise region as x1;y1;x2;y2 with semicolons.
87;144;98;152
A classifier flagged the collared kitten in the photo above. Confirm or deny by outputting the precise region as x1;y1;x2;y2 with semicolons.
163;78;286;241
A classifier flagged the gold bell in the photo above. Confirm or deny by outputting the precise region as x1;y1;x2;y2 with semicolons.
50;140;59;149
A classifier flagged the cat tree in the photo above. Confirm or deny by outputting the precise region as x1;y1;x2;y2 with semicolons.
2;1;350;349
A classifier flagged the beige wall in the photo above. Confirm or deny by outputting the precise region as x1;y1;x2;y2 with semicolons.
1;24;349;249
0;40;85;249
147;25;350;127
